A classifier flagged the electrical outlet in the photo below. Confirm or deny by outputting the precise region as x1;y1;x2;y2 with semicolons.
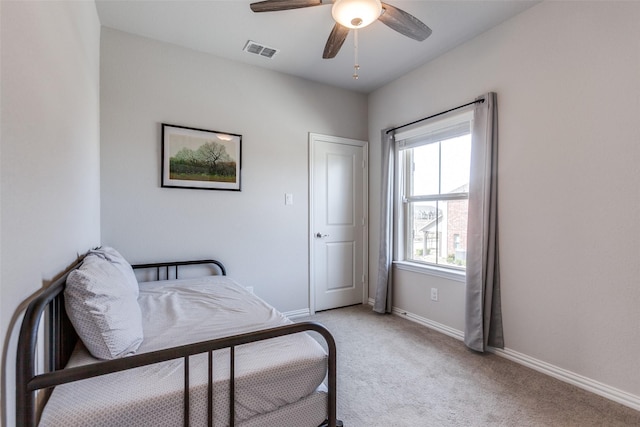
285;193;293;205
430;287;438;302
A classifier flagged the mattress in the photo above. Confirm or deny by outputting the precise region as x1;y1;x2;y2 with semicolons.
39;277;328;426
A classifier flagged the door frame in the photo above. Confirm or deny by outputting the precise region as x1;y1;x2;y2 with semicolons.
308;132;368;315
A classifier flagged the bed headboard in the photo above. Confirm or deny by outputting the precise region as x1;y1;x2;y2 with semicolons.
16;257;226;425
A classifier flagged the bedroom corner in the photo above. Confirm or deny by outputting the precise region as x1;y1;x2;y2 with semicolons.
0;2;101;426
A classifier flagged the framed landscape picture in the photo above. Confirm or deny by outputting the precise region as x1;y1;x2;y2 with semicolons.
161;123;242;191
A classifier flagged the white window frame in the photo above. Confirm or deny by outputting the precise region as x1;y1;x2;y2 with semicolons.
394;110;473;281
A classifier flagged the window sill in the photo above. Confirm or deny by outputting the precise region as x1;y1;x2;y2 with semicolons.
393;261;466;283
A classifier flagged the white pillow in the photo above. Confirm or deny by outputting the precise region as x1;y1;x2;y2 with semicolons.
65;252;143;359
87;246;139;296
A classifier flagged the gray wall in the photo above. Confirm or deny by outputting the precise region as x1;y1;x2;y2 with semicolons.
0;2;101;425
368;1;640;403
99;28;368;313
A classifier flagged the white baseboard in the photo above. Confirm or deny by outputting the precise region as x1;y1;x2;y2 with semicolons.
391;307;465;341
283;308;311;319
489;347;640;411
367;298;464;341
370;300;640;412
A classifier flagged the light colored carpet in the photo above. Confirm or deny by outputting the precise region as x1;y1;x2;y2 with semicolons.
297;304;640;426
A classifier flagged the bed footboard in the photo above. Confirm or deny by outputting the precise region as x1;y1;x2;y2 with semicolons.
17;259;340;427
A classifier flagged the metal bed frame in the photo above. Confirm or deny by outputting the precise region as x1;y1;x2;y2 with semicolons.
16;258;340;427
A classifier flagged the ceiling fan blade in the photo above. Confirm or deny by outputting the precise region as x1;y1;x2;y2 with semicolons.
323;23;350;59
250;0;325;13
378;2;432;41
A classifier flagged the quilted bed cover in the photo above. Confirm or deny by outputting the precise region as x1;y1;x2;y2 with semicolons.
38;276;328;426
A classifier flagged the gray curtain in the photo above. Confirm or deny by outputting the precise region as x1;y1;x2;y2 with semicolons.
373;128;395;314
464;92;504;352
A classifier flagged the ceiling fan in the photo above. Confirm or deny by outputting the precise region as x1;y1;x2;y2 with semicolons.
249;0;432;60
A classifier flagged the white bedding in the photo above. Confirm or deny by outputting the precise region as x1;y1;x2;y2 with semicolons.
39;276;328;426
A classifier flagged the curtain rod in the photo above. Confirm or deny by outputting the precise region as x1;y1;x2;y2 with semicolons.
386;98;485;134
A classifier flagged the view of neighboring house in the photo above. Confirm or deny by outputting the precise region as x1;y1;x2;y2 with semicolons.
411;183;468;269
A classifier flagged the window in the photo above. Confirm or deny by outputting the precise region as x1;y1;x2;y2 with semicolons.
396;111;473;271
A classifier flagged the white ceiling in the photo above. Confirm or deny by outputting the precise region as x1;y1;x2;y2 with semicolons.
95;0;539;94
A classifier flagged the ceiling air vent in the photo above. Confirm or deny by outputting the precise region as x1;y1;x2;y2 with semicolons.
243;40;279;59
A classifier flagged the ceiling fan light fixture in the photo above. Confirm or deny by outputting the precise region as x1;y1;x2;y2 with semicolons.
331;0;382;29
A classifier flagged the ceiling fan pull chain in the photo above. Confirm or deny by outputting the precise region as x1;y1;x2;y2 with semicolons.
353;28;360;80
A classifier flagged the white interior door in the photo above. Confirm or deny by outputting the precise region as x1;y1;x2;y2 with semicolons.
310;133;368;312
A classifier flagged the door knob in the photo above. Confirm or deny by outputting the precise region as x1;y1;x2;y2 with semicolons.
315;232;329;238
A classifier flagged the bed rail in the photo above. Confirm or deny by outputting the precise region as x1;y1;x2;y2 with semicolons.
132;259;227;279
16;259;339;427
16;259;82;427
